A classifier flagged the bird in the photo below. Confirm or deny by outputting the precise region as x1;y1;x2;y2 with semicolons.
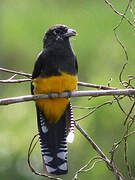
31;24;78;175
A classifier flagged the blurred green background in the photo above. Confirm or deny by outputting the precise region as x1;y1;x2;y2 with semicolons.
1;0;135;180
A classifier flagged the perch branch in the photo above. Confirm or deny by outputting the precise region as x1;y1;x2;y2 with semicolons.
1;89;135;105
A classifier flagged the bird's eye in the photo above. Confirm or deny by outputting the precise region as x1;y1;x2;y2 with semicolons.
53;29;61;35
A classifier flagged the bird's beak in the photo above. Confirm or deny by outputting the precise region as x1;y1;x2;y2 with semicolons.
64;28;77;37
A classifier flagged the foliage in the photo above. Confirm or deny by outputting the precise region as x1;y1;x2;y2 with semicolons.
0;0;135;180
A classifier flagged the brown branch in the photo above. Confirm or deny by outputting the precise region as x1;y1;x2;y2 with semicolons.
112;3;129;85
124;136;134;180
75;122;107;159
104;0;135;27
78;81;117;90
124;130;135;139
114;95;133;123
73;157;103;180
0;77;116;90
0;67;32;78
123;120;135;180
76;95;126;121
1;89;135;106
0;67;119;90
129;0;135;23
124;99;135;125
75;122;124;180
109;119;135;180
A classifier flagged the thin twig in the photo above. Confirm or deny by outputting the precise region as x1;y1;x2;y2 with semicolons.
129;0;135;23
0;79;31;83
104;0;135;27
75;97;120;121
113;95;133;121
73;157;103;180
124;130;135;139
109;118;135;180
73;106;91;109
75;122;125;180
8;74;17;80
78;81;117;90
109;139;123;165
124;99;135;125
0;67;32;78
76;95;126;121
123;120;135;180
113;3;129;84
0;67;119;90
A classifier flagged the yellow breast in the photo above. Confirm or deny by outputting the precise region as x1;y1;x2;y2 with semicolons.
33;72;78;123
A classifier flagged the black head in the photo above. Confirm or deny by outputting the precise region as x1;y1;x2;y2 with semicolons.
43;25;77;49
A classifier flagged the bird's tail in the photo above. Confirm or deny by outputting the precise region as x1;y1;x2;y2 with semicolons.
36;103;74;175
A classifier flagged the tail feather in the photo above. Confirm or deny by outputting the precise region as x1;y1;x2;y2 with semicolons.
36;104;73;175
66;103;75;143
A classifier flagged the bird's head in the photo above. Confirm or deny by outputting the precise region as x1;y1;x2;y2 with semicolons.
43;25;77;49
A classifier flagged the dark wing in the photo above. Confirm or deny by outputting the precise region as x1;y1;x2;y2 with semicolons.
74;56;78;74
31;52;44;94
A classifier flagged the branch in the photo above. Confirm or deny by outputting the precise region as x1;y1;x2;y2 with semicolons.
104;0;135;27
0;67;32;78
75;122;124;180
78;81;117;90
0;89;135;105
75;96;125;121
0;67;118;90
73;157;103;180
0;79;31;83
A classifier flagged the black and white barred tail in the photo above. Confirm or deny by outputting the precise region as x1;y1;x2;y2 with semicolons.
36;103;74;175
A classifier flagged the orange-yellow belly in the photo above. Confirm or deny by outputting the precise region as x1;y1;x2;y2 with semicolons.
33;72;78;123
